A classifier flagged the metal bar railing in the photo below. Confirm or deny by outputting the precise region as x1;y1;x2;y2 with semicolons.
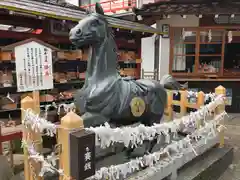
80;0;136;13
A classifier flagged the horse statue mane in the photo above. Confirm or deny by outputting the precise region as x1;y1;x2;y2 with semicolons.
69;3;182;129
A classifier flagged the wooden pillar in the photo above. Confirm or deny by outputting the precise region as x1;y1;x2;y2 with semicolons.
215;86;226;148
9;141;14;168
0;127;2;155
21;96;34;180
154;69;158;81
31;91;42;152
32;91;40;114
166;90;173;121
154;35;160;81
197;91;205;129
215;86;226;114
197;91;205;108
21;96;43;180
136;34;142;79
141;69;144;79
180;91;187;117
58;111;83;180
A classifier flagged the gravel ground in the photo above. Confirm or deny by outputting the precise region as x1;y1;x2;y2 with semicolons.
218;114;240;180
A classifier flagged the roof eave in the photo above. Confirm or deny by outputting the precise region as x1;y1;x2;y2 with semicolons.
1;38;59;51
0;0;161;35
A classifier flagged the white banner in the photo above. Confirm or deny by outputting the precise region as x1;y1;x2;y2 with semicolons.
15;41;54;92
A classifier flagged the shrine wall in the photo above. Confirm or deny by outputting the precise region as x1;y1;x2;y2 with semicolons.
157;15;199;28
141;23;156;77
141;35;155;73
141;15;199;80
158;36;169;79
157;15;199;79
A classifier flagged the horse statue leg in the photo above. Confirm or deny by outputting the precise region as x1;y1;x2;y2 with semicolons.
141;75;184;154
81;112;110;128
144;75;188;154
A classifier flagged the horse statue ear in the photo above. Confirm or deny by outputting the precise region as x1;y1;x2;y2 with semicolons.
95;2;104;15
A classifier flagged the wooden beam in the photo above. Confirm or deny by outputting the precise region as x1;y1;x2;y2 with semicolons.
0;30;70;44
0;30;139;49
140;16;162;26
0;0;159;34
0;14;43;29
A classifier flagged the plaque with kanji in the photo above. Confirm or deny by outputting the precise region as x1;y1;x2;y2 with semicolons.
70;129;95;180
14;40;54;92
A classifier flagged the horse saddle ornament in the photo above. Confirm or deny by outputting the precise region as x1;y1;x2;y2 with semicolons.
130;97;146;117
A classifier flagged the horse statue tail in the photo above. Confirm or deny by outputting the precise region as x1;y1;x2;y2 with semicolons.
160;74;188;90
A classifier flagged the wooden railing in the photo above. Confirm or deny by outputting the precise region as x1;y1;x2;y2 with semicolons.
164;86;225;122
21;85;226;180
141;69;158;80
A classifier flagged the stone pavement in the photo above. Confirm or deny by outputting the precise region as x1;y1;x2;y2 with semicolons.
218;114;240;180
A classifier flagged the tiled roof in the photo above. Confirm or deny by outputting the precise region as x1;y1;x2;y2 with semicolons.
0;0;161;34
134;0;240;15
35;0;86;11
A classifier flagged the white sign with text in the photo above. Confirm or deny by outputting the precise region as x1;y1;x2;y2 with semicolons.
15;41;53;92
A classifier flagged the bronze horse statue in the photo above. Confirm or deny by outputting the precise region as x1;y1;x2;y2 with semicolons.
69;3;184;154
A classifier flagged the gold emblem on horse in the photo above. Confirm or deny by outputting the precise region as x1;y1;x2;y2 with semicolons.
130;97;146;117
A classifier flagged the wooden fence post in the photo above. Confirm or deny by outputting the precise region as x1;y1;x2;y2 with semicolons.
180;91;187;117
165;90;173;121
21;96;43;180
141;69;144;79
215;86;226;148
58;111;83;180
197;91;205;129
154;69;158;81
21;96;33;180
0;127;2;155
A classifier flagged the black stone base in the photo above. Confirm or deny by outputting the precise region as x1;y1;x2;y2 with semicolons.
177;145;233;180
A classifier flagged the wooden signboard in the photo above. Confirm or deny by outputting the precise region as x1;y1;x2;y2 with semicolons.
14;41;54;92
162;24;169;38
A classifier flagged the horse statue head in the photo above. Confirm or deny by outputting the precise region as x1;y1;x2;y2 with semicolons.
69;3;109;47
70;3;119;119
70;3;118;84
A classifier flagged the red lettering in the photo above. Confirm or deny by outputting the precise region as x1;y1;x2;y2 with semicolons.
45;71;49;76
44;65;49;70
